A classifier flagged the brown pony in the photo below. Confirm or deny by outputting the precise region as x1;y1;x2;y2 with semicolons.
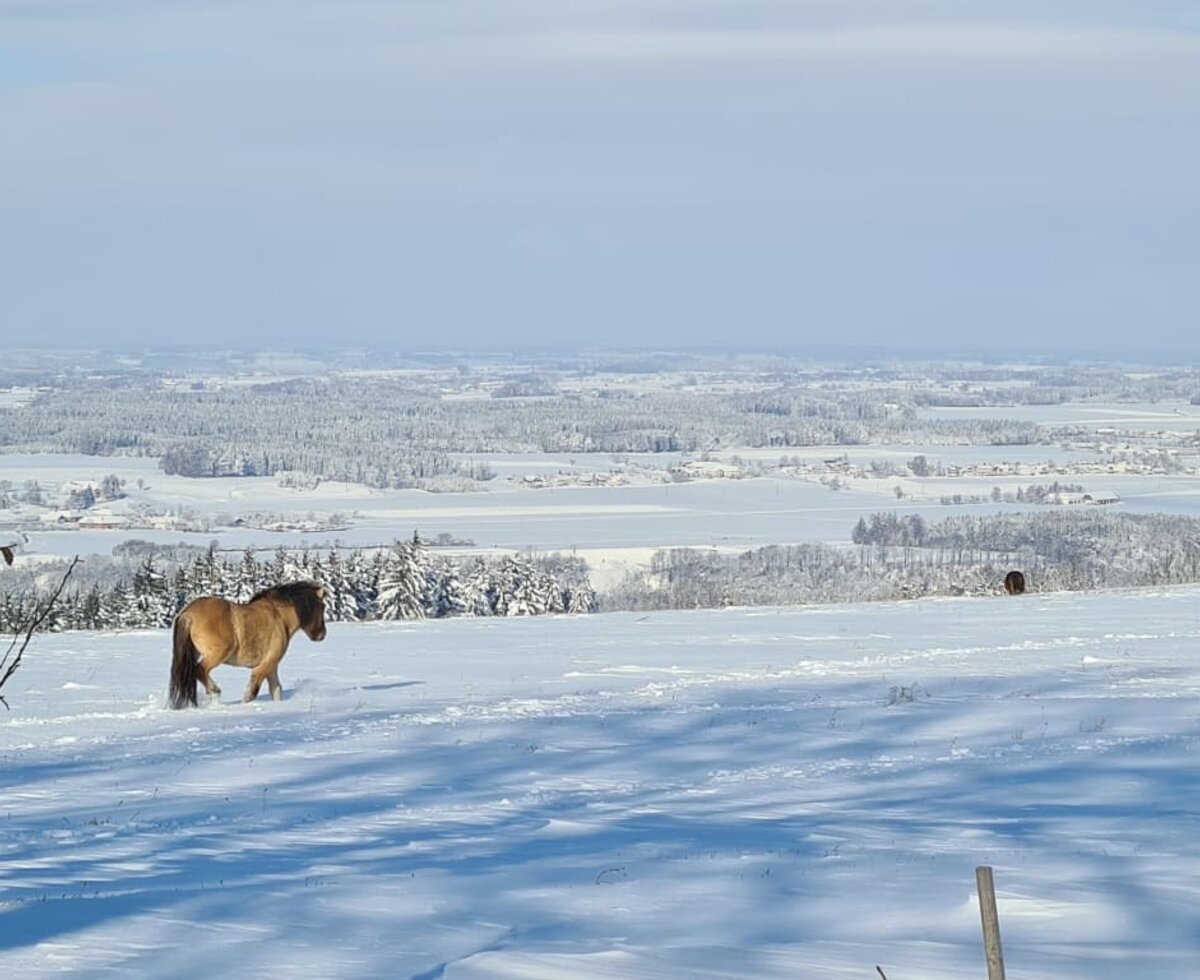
169;581;327;709
1004;570;1026;595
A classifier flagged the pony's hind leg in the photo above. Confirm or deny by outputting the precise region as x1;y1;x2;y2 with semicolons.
197;656;223;701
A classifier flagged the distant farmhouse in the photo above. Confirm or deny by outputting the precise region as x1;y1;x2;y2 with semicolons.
1051;489;1121;506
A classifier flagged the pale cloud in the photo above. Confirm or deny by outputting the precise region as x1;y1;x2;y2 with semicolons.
0;1;1197;354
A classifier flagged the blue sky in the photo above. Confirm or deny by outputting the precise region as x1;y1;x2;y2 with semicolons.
1;2;1197;356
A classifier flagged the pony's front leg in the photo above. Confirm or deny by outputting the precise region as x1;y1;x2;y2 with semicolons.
266;667;283;702
244;671;265;703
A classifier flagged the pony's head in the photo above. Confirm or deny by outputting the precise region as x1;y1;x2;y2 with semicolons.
252;581;327;640
300;584;328;641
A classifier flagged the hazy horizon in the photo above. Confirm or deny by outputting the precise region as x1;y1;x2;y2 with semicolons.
2;2;1196;358
3;341;1198;373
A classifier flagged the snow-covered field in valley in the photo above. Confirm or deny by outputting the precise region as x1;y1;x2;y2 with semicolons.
4;587;1200;978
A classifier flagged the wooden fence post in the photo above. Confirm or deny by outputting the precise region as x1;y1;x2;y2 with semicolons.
975;865;1006;980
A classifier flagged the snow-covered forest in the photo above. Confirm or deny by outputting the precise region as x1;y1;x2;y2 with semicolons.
0;541;596;633
0;373;1036;488
5;353;1200;489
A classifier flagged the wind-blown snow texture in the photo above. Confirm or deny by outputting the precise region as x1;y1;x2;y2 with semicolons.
3;589;1200;978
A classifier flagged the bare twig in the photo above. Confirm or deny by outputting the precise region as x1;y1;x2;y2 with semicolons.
876;968;889;980
0;556;80;709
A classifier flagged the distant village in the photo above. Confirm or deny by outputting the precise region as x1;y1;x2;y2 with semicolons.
3;476;352;536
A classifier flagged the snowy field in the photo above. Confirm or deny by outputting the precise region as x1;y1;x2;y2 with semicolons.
10;442;1200;585
4;587;1200;978
918;401;1200;431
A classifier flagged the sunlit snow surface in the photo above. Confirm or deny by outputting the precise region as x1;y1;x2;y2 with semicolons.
3;590;1200;978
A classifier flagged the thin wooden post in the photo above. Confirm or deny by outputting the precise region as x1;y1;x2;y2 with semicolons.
975;865;1006;980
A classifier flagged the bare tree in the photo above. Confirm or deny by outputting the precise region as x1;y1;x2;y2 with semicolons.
0;555;79;709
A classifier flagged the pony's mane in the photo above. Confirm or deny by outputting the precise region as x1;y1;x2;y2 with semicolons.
250;581;325;626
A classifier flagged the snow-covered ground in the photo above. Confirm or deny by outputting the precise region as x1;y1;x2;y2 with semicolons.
918;401;1200;430
10;447;1200;585
4;587;1200;978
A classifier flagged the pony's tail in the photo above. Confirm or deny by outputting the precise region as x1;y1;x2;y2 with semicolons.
169;615;200;709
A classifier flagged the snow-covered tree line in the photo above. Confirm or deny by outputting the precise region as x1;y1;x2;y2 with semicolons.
12;356;1200;487
851;509;1200;577
608;511;1200;611
0;373;1065;487
0;541;597;634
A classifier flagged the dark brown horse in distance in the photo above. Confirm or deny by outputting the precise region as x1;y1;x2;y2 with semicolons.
2;533;29;565
1004;570;1026;595
169;581;327;709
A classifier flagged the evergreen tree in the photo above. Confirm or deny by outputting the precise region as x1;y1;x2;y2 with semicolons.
268;546;291;585
187;545;225;598
77;585;104;631
127;556;176;628
320;551;360;622
493;555;541;616
851;517;869;545
564;580;598;613
460;557;497;616
376;542;427;620
428;563;469;618
342;549;375;620
235;547;264;601
107;582;137;629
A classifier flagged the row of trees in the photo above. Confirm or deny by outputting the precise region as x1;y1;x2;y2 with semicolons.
0;540;597;634
608;511;1200;611
850;509;1200;574
1;475;127;510
6;509;1200;627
